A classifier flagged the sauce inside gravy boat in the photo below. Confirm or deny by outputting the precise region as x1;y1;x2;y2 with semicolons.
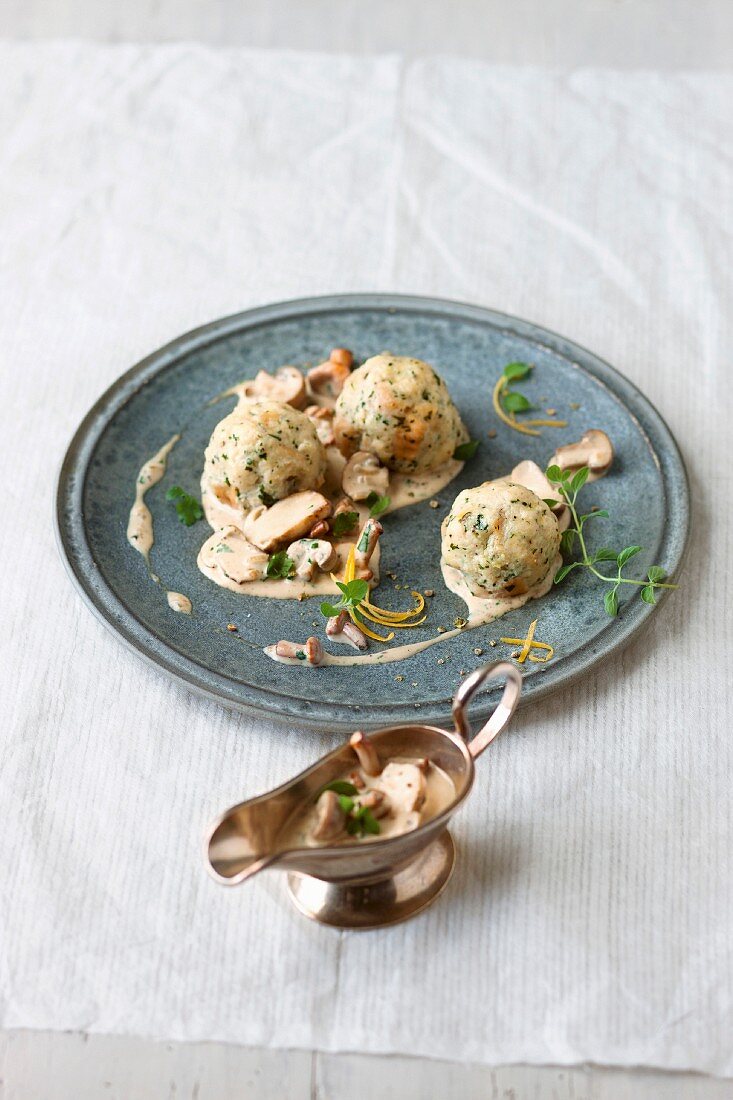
205;661;521;929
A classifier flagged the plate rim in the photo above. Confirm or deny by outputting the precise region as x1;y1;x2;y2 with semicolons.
55;292;691;731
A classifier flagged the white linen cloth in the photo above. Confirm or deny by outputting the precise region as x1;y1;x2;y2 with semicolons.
0;42;731;1074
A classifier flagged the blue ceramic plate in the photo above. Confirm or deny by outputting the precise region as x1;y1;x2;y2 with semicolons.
56;295;689;731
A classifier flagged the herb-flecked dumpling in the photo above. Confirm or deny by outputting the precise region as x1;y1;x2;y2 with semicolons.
333;354;467;474
201;400;326;529
441;481;561;597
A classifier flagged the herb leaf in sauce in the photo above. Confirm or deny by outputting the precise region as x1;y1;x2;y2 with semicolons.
365;491;390;518
547;465;677;616
453;439;479;461
266;550;295;579
166;486;204;526
321;780;358;797
258;486;277;507
332;510;359;537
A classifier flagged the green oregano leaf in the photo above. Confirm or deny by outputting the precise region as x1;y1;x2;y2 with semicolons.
640;585;656;605
604;589;619;617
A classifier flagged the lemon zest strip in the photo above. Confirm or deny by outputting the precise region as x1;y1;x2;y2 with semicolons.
500;619;554;664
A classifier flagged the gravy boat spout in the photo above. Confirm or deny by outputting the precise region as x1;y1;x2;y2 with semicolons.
205;661;521;928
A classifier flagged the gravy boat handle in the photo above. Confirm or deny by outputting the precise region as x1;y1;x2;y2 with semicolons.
451;660;522;758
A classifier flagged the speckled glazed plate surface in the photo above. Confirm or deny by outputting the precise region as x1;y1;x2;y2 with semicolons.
56;295;689;731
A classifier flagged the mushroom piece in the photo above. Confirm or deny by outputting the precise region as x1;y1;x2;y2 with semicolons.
341;451;390;502
243;491;332;552
358;788;391;819
550;429;614;481
307;348;353;399
311;790;347;842
326;610;368;650
239;365;307;409
199;528;269;583
286;538;338;580
350;730;381;776
376;762;426;814
270;636;324;666
353;517;383;577
304;404;336;446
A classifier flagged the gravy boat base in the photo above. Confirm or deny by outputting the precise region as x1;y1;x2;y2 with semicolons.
286;832;456;929
205;661;521;929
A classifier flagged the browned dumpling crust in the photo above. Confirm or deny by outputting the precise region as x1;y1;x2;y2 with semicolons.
333;354;468;474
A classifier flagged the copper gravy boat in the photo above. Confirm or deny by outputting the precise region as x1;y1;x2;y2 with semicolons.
205;661;522;929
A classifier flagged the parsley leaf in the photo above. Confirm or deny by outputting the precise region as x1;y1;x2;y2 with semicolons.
365;491;390;517
266;550;295;579
258;485;276;507
332;510;359;536
453;439;480;461
320;578;368;620
321;780;358;797
165;486;203;526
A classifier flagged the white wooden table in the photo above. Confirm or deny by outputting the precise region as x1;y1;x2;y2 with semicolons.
3;2;731;1096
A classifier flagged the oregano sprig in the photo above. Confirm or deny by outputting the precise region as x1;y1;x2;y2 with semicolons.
546;464;678;616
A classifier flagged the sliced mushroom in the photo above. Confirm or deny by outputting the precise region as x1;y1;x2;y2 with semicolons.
304;404;335;445
243;491;332;551
353;517;383;577
287;538;338;580
358;788;391;819
376;762;426;813
342;451;390;501
307;348;353;398
350;730;381;776
550;429;614;481
311;790;347;842
239;365;307;408
199;528;269;583
326;611;367;650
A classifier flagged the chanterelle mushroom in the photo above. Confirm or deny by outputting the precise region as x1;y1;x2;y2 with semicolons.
350;730;381;776
353;517;383;577
341;451;390;501
307;348;353;399
550;429;614;481
326;610;367;650
239;365;307;409
311;790;347;842
287;538;338;580
243;491;332;552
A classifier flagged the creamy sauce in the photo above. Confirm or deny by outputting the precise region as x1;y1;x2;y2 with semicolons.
127;434;180;563
166;591;192;614
386;459;464;512
198;526;380;599
277;758;456;849
126;434;194;614
264;554;561;668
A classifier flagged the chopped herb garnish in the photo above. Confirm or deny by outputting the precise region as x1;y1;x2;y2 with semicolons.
332;510;359;537
266;550;295;579
165;486;203;526
258;486;276;507
453;439;479;461
365;491;390;518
